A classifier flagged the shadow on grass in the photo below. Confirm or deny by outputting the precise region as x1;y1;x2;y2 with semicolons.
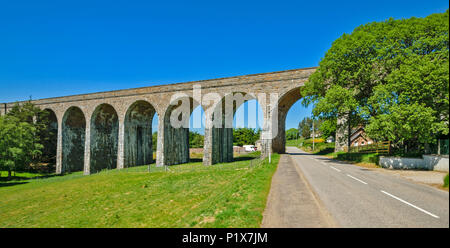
314;147;335;155
0;172;67;184
189;158;203;163
188;156;255;163
335;153;379;164
0;181;29;187
233;156;255;162
0;175;31;182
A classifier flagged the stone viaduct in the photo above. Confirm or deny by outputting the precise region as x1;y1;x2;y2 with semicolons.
1;67;319;175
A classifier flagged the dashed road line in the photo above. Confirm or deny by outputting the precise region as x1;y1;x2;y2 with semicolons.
346;174;368;185
330;166;341;172
296;148;443;222
380;190;439;219
381;190;439;219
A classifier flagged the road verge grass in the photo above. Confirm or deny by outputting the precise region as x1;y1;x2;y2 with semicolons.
297;140;380;168
444;174;449;188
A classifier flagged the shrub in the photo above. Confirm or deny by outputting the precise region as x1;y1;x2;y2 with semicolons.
304;138;325;144
444;174;449;188
335;152;380;165
367;153;380;165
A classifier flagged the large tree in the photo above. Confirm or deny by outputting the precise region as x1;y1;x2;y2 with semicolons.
319;117;337;139
302;10;449;152
0;101;52;178
189;131;204;148
233;128;260;146
0;115;43;178
298;117;312;139
285;128;299;140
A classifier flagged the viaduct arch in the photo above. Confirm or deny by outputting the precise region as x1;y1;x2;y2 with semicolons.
1;67;317;175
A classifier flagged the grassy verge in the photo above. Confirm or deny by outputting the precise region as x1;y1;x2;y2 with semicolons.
285;139;302;147
444;174;449;188
299;140;380;168
0;152;279;228
301;141;335;155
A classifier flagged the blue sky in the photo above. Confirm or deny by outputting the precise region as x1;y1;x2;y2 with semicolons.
1;0;448;132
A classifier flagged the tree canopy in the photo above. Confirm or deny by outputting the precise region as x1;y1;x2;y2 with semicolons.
297;117;324;139
233;128;260;146
285;128;299;140
0;102;50;178
302;10;449;152
189;131;204;148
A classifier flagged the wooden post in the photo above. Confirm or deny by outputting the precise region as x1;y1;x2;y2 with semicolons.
388;141;391;155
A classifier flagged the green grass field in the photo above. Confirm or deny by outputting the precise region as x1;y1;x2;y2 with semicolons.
0;152;279;228
285;139;302;147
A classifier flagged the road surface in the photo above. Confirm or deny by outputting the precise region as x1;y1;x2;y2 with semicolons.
287;146;449;228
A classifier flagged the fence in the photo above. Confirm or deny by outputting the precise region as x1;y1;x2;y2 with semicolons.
345;141;391;154
428;139;449;155
439;139;449;155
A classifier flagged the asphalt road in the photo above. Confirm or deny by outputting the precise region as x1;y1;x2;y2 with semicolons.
287;146;449;228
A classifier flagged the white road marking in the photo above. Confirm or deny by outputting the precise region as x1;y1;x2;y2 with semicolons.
381;190;440;219
346;174;368;185
330;166;341;172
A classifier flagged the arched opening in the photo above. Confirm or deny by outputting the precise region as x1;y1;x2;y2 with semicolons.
189;105;205;162
152;114;158;161
274;87;309;153
62;107;86;173
90;104;119;173
124;101;156;167
211;93;263;164
39;109;58;171
163;96;202;165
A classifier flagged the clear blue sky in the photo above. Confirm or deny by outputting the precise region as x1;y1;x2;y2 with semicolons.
1;0;447;132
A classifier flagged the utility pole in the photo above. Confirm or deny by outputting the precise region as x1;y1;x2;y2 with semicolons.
312;115;315;151
266;105;272;164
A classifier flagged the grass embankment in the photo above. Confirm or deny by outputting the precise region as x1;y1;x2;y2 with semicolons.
0;152;279;228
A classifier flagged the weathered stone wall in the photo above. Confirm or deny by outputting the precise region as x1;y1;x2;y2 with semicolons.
62;107;86;173
2;67;317;174
272;87;304;154
40;109;58;165
90;104;119;173
124;101;155;167
212;127;234;164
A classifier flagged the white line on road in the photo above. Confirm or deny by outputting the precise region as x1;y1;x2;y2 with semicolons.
330;166;341;172
381;190;439;219
346;174;368;185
